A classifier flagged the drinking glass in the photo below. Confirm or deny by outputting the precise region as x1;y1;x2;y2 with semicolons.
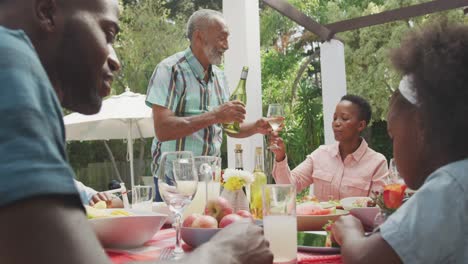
183;156;222;219
388;158;403;184
263;184;297;264
158;151;198;259
267;104;284;149
131;185;153;212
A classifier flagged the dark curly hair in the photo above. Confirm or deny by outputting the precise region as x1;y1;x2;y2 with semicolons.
391;21;468;161
341;94;372;125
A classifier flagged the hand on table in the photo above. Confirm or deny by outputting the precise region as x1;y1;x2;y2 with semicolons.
89;192;123;208
190;220;273;264
330;215;365;245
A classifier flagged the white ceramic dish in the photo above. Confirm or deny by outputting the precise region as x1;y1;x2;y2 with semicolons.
297;209;348;231
340;196;372;211
89;209;167;248
181;227;221;248
152;202;173;224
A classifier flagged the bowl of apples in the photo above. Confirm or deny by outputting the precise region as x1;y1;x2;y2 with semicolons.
181;197;254;248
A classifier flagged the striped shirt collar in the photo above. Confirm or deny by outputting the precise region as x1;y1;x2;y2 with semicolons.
184;47;213;82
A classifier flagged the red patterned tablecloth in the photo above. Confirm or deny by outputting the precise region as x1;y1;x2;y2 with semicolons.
107;229;342;264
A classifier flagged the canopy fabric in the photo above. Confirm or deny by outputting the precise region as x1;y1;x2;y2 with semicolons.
64;89;153;141
63;88;154;189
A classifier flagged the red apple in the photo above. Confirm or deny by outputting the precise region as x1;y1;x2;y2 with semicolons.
236;210;254;221
183;213;202;227
219;213;243;228
204;197;233;222
191;215;218;228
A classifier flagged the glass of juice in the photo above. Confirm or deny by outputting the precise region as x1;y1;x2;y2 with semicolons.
262;184;297;264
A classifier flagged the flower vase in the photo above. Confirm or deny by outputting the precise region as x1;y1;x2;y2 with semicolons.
221;188;249;212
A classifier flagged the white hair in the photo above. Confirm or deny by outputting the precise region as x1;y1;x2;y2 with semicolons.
186;9;224;42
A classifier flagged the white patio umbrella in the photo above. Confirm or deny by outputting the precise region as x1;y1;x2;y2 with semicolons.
63;88;154;189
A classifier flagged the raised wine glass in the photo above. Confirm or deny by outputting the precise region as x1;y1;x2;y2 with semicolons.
158;151;198;259
267;103;284;149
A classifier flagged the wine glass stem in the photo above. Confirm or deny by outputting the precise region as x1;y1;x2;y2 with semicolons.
267;130;278;149
174;213;183;254
205;180;209;205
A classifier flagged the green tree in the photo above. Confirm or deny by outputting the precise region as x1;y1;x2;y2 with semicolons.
164;0;223;19
260;0;467;164
301;0;466;119
114;0;188;94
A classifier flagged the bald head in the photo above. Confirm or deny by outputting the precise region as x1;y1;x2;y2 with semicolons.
0;0;121;115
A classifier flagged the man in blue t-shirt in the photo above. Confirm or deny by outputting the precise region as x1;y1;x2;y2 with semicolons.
0;1;272;264
0;0;122;263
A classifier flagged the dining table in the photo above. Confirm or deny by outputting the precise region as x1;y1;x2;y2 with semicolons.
106;226;342;264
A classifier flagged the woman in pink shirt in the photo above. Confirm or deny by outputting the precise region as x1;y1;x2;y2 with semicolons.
270;95;388;201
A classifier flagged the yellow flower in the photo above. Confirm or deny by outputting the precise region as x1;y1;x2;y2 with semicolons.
223;176;246;191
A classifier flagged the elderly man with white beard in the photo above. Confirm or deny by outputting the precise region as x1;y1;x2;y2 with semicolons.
146;9;271;201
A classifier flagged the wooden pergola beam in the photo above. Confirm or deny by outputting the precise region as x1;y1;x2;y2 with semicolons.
262;0;333;41
326;0;468;34
262;0;468;40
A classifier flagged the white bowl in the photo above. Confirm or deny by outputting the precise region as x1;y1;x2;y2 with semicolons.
297;209;349;231
89;209;167;248
181;227;221;248
152;202;173;224
340;196;372;211
350;207;379;228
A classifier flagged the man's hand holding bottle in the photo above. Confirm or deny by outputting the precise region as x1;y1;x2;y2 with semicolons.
212;100;246;124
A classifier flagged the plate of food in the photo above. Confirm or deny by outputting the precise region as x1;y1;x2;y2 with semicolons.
296;202;348;231
297;231;340;254
86;205;167;248
340;196;375;211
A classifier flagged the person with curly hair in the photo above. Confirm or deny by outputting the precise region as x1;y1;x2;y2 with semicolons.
331;21;468;263
270;94;388;201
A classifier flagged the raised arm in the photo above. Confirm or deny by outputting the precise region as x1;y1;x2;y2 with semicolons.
269;132;315;192
226;117;273;138
152;101;246;142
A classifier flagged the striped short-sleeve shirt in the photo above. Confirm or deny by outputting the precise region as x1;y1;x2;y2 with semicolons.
145;48;229;176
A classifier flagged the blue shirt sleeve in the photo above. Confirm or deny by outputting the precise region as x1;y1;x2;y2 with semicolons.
0;27;80;208
380;168;467;263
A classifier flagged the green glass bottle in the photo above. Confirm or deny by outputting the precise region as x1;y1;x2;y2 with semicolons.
250;147;267;219
223;66;248;134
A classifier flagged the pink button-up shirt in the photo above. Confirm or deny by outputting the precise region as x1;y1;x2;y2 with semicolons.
272;139;388;201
